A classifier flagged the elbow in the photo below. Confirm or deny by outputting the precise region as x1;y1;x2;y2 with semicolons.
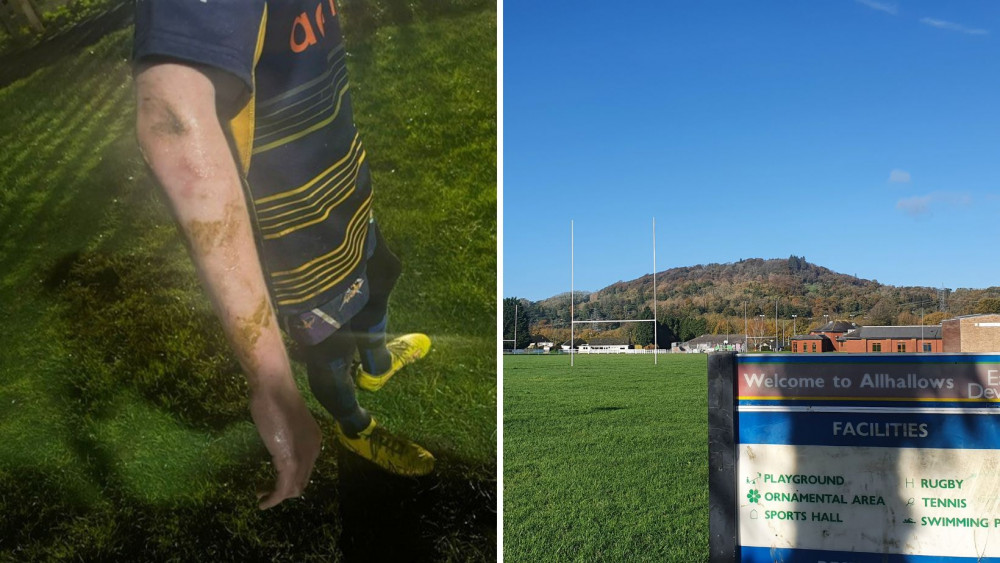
136;104;222;201
136;96;191;152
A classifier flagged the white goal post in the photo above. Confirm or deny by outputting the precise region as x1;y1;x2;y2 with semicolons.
571;218;660;366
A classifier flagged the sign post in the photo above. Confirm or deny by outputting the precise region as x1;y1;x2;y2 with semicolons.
709;352;1000;562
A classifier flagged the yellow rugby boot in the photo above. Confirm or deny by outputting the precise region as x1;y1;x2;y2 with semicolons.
335;418;435;476
355;333;431;392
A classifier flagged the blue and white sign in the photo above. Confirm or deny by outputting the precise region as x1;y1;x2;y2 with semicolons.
733;354;1000;562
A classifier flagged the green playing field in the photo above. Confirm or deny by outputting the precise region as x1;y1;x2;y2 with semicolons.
504;354;710;562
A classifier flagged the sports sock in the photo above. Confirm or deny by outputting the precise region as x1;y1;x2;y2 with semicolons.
356;314;391;376
350;221;401;376
305;331;372;436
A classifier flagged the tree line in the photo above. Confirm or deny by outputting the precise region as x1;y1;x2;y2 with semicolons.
504;257;1000;349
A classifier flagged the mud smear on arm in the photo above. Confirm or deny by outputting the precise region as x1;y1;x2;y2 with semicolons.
233;297;273;373
138;95;188;138
184;203;274;374
150;104;188;137
184;202;244;266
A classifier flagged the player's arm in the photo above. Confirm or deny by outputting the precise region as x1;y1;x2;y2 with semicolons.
134;61;320;510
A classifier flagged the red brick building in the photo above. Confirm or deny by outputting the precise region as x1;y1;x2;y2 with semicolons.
838;325;943;353
790;334;827;353
787;315;1000;354
791;321;944;353
790;321;856;353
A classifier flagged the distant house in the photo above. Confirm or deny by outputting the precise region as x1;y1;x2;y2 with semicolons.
528;336;556;352
942;314;1000;353
791;321;857;353
682;334;742;353
560;338;587;351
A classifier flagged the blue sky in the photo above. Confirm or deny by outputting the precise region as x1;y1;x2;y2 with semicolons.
502;0;1000;302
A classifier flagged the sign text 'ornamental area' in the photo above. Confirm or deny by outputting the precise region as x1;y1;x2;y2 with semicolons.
708;353;1000;563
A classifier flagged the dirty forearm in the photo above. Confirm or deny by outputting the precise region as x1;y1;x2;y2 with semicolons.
134;63;290;387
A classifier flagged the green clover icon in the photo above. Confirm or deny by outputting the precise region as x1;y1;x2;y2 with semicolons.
747;489;761;504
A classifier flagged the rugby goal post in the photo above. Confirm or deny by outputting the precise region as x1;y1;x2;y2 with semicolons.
502;302;519;352
570;218;660;366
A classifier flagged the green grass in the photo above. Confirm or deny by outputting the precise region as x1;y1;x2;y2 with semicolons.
0;5;495;561
503;355;709;562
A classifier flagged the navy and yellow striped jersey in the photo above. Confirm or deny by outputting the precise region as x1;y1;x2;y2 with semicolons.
134;0;375;320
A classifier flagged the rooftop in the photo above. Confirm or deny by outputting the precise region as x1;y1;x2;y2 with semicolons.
947;313;1000;322
839;325;942;340
811;320;857;334
684;334;741;346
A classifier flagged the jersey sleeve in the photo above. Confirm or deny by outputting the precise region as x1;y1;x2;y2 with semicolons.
132;0;266;92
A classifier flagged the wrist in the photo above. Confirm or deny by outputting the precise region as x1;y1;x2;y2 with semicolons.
248;368;298;395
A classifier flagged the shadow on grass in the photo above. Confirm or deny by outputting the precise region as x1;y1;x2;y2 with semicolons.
24;459;342;561
43;246;248;430
0;467;90;558
336;447;497;561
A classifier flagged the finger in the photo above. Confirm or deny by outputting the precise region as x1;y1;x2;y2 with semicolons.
258;475;290;510
259;469;305;510
276;457;311;493
258;489;288;510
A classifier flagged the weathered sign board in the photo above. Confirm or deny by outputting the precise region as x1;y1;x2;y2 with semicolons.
709;353;1000;562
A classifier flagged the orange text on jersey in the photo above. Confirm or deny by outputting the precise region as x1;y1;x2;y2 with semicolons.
290;0;338;53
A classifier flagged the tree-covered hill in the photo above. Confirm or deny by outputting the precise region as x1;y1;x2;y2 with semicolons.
507;256;1000;346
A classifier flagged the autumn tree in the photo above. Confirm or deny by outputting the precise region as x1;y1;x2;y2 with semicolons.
868;299;898;326
974;298;1000;315
921;311;950;325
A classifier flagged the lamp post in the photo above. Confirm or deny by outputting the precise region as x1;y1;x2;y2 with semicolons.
744;301;748;352
921;308;924;353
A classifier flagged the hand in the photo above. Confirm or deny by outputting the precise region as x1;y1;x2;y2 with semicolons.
250;380;322;510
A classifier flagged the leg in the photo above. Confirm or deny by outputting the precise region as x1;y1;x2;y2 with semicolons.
351;223;431;391
319;223;434;475
304;328;371;437
353;222;402;376
305;329;434;475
